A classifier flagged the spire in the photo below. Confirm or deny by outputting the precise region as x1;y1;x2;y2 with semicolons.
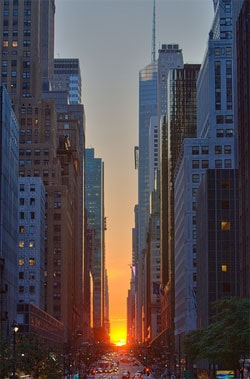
152;0;156;62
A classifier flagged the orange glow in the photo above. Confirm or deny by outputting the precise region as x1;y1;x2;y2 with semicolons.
110;328;127;346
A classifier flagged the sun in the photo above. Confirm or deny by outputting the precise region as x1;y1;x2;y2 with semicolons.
114;338;126;347
110;328;127;346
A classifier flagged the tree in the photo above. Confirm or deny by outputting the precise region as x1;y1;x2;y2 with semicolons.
0;332;63;378
184;297;250;370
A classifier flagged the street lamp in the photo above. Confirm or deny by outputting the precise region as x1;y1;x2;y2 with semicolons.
11;320;19;378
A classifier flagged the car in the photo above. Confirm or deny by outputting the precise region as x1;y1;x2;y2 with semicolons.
122;371;130;379
133;374;142;379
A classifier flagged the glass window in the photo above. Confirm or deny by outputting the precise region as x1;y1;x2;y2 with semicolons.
19;259;25;266
201;146;209;154
216;115;224;124
221;221;230;231
224;145;231;154
224;159;232;168
202;160;209;169
215;159;222;168
216;129;224;137
192;160;199;169
19;225;25;233
192;146;199;155
19;240;25;248
29;258;35;266
215;145;222;154
225;129;233;137
225;115;233;123
192;174;200;183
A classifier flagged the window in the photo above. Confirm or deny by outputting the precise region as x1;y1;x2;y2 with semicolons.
224;145;231;154
30;198;35;206
216;129;224;137
19;225;25;233
224;159;232;168
221;221;230;231
192;174;200;183
201;146;209;155
19;241;25;248
215;145;222;154
225;129;233;137
29;240;35;248
30;212;35;219
192;188;198;197
192;146;199;155
215;159;222;168
29;258;35;266
202;160;209;169
19;198;24;206
225;115;233;124
19;272;24;280
192;160;199;169
222;265;228;272
216;115;224;124
18;259;24;266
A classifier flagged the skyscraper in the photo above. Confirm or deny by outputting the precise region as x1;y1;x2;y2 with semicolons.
85;148;108;338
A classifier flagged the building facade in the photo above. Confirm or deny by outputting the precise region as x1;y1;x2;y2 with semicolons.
0;0;85;351
0;85;19;339
17;177;45;308
85;148;107;338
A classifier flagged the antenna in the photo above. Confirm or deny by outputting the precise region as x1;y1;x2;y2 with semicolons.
151;0;156;62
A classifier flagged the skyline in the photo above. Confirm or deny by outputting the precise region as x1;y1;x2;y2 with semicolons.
55;0;214;343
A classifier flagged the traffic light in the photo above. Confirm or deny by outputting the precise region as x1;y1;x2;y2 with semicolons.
146;367;150;376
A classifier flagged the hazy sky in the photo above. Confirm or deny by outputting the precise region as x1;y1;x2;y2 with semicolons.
55;0;214;343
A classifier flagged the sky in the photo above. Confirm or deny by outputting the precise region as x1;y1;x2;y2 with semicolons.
55;0;214;344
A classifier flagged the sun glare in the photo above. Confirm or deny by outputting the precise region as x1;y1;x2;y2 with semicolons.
110;329;127;347
114;338;126;347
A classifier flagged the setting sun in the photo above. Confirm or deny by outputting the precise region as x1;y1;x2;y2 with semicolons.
110;328;127;346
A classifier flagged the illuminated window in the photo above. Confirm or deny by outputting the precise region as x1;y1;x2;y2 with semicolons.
19;240;25;248
215;145;222;154
221;221;230;231
19;225;25;233
29;258;35;266
29;240;35;248
224;145;231;154
3;41;9;47
19;259;25;266
12;41;18;47
222;265;228;272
